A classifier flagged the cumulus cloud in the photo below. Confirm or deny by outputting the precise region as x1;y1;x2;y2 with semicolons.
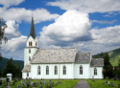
38;10;120;55
0;8;59;23
1;35;27;60
2;35;27;52
1;20;27;60
91;25;120;45
0;0;24;8
39;10;91;47
48;0;120;13
5;20;21;39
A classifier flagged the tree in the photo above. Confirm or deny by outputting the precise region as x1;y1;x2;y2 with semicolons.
0;65;2;77
0;18;7;56
103;53;113;78
3;58;16;78
15;64;22;78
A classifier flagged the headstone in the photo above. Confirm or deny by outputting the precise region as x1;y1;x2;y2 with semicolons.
0;78;2;86
40;84;42;88
110;82;114;87
6;73;12;82
118;84;120;88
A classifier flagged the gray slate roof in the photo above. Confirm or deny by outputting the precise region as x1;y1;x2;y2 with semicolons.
91;58;104;67
31;48;77;64
22;65;31;72
31;48;91;64
75;52;91;63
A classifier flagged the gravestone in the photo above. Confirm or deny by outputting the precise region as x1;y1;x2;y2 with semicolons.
110;82;114;87
6;73;12;82
40;84;42;88
0;78;2;86
118;84;120;88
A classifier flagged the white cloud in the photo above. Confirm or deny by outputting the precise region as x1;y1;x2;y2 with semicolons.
92;20;117;24
39;10;91;47
38;10;120;55
5;20;21;39
48;0;120;13
2;35;27;52
1;20;27;60
1;35;27;60
91;25;120;44
0;0;24;8
0;7;59;23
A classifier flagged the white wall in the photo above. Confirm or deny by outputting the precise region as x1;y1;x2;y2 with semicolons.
24;36;38;65
90;67;103;79
74;64;91;79
30;63;74;79
22;63;103;79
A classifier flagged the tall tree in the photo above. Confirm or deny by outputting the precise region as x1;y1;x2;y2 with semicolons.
103;53;113;78
0;18;7;56
0;65;2;77
3;58;16;77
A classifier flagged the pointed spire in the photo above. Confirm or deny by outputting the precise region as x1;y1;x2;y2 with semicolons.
29;17;36;38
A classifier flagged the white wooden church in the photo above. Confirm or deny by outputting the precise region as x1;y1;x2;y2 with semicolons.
22;18;104;79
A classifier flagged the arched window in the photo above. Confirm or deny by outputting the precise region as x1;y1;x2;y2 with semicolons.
29;49;31;53
38;66;41;75
27;72;29;77
29;41;32;46
46;66;49;75
29;57;31;61
94;68;97;75
54;66;58;75
79;66;83;75
63;66;66;75
36;42;37;46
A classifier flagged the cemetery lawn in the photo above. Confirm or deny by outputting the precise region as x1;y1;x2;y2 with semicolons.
1;79;80;88
88;79;120;88
52;80;79;88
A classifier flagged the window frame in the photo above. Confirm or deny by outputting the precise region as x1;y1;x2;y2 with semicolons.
63;66;66;75
38;66;41;75
94;68;97;75
46;66;49;75
79;65;83;75
29;41;32;46
54;66;58;75
29;57;31;61
29;49;31;53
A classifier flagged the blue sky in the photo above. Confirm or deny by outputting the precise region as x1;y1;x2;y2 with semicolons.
1;0;120;60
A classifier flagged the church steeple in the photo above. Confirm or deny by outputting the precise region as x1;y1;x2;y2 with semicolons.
29;17;36;39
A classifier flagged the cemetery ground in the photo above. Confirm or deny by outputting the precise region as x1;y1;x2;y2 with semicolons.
0;79;120;88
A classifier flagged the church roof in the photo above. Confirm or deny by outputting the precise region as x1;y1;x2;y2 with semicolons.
31;48;91;64
91;58;104;67
29;17;36;39
22;65;31;72
75;52;91;63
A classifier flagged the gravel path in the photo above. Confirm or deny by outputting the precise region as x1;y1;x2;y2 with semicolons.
74;80;90;88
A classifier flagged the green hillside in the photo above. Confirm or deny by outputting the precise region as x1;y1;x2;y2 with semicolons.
109;48;120;66
93;48;120;66
0;57;24;71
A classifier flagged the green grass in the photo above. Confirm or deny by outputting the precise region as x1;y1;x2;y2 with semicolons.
88;79;120;88
53;80;79;88
1;79;80;88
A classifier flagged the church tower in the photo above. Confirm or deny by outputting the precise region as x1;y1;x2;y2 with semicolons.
24;17;38;65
